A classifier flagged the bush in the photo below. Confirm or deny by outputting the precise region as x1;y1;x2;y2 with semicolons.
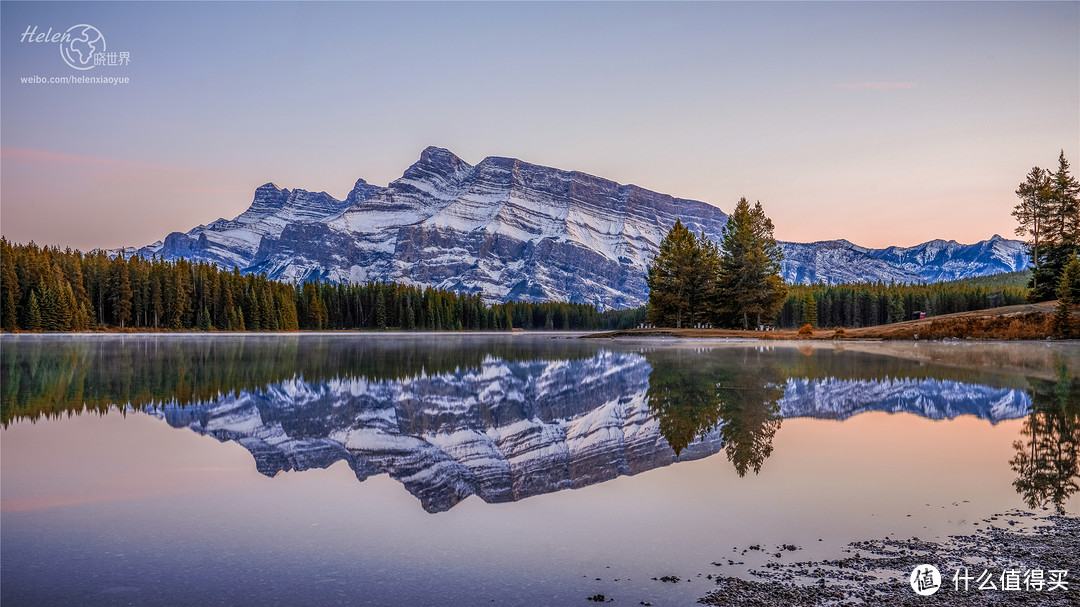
833;326;846;338
797;324;814;337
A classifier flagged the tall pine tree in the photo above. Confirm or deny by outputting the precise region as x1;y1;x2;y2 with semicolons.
1014;166;1052;288
716;198;787;329
1;238;18;330
802;292;817;328
1016;154;1080;301
1053;255;1080;339
1049;151;1080;248
646;220;718;328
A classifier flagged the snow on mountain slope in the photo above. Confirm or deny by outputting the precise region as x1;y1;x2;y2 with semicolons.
864;234;1029;283
132;147;1028;307
139;181;373;270
780;240;923;284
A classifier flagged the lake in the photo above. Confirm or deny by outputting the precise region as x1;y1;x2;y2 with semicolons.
2;334;1077;606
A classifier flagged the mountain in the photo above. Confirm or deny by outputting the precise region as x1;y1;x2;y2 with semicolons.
779;235;1028;285
864;235;1029;283
130;147;1029;309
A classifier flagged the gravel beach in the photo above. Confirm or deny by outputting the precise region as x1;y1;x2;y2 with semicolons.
699;511;1079;606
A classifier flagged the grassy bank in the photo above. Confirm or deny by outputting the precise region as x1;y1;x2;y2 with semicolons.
589;301;1073;341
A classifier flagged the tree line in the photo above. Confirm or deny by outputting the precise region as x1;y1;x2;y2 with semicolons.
1;238;302;332
774;281;1030;329
0;239;649;333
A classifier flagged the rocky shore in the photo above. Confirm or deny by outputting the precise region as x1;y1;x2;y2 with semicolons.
698;510;1079;606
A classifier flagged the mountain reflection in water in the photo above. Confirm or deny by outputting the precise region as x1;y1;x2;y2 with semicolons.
1;336;1076;513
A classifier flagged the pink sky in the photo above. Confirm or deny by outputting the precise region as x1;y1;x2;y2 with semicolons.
2;2;1076;250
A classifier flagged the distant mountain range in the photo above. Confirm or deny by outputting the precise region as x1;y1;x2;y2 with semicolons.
126;147;1029;310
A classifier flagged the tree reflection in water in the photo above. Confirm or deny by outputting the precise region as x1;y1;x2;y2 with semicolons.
1011;365;1080;514
645;347;783;477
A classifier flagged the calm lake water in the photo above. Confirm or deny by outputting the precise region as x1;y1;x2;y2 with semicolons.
2;334;1078;606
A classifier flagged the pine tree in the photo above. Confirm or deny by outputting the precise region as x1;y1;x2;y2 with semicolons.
1014;166;1053;297
374;287;387;330
39;283;71;331
107;255;133;328
199;307;213;331
247;286;260;330
1;238;18;330
1053;255;1080;339
1030;152;1080;302
647;220;693;328
1015;155;1080;301
1049;151;1080;247
405;296;417;330
150;271;163;328
888;293;905;324
646;220;718;328
73;302;91;332
716;198;787;329
802;292;817;328
26;290;42;331
261;287;277;331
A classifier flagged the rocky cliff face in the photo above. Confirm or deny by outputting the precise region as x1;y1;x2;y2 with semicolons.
243;148;727;309
132;147;1028;308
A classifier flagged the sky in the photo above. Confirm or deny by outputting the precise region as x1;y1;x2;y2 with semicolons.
1;1;1077;251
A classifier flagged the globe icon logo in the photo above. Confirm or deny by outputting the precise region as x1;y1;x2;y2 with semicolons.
60;24;106;70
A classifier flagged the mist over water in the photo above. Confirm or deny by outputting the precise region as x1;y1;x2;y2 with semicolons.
2;335;1077;606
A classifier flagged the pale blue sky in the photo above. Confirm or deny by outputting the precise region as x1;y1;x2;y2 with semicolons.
2;1;1077;250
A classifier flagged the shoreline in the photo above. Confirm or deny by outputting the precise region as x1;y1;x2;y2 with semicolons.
588;301;1071;342
696;510;1079;606
2;302;1072;341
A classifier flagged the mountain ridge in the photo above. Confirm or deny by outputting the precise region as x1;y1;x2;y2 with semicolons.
127;146;1029;309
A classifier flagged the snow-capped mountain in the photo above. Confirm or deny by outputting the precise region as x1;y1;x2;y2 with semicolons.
864;235;1029;283
131;147;1029;308
150;350;1030;513
780;235;1028;285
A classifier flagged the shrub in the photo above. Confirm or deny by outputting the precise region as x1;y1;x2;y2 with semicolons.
797;324;814;337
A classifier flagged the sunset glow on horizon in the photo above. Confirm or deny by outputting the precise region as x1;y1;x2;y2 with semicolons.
2;1;1077;251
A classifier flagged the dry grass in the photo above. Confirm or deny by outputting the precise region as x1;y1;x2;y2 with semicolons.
593;301;1072;341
